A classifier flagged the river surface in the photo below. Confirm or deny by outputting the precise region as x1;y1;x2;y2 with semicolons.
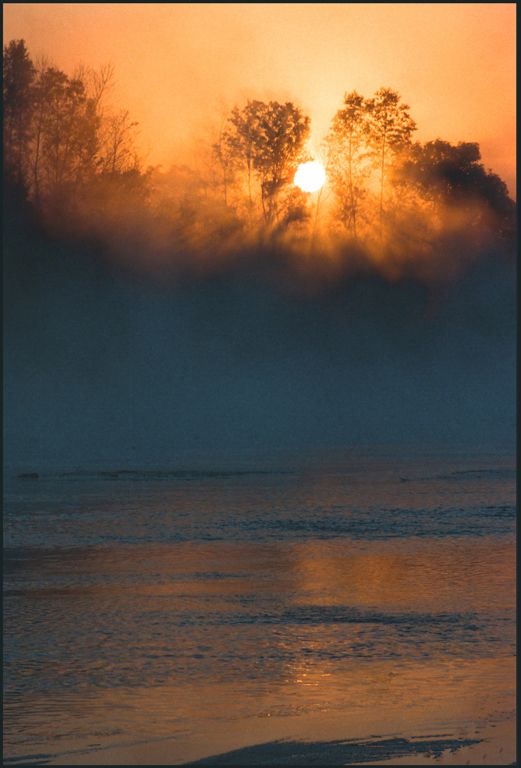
3;450;516;765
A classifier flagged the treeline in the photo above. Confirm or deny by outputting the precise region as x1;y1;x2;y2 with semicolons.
3;39;516;277
326;90;517;243
208;88;515;244
3;40;145;212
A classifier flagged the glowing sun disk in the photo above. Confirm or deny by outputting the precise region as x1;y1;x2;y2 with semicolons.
294;161;326;192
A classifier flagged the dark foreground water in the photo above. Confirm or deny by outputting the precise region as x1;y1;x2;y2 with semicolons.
3;450;516;765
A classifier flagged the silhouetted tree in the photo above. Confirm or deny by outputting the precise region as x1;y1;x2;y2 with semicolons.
327;91;369;237
37;69;100;201
365;88;416;233
225;99;310;226
399;139;516;239
28;62;109;199
99;109;139;176
226;101;261;214
82;62;114;112
253;100;310;225
212;128;240;207
3;39;35;188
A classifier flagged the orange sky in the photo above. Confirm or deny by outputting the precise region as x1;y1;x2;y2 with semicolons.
3;3;516;195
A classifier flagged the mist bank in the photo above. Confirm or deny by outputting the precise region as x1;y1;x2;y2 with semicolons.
3;192;515;472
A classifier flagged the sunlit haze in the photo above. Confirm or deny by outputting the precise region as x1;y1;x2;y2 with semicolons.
3;3;516;196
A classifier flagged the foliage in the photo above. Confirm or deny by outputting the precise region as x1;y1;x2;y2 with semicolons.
2;38;144;215
398;140;516;239
222;99;310;225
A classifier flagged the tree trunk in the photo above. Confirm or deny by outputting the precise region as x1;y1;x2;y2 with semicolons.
246;152;254;226
348;130;357;238
33;119;42;199
379;132;386;238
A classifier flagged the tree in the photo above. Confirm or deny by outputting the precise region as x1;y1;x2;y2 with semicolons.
99;109;139;176
365;88;416;233
252;100;310;225
398;139;516;239
225;99;310;226
327;91;369;237
82;62;114;112
30;61;52;198
3;39;35;187
212;128;240;207
37;69;100;199
227;100;262;214
21;59;109;199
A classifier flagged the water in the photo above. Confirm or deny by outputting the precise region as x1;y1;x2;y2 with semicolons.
3;451;516;765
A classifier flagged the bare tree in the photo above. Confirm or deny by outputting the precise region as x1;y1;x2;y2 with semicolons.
100;109;139;175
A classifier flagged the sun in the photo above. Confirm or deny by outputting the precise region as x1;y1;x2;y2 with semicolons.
294;161;326;193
